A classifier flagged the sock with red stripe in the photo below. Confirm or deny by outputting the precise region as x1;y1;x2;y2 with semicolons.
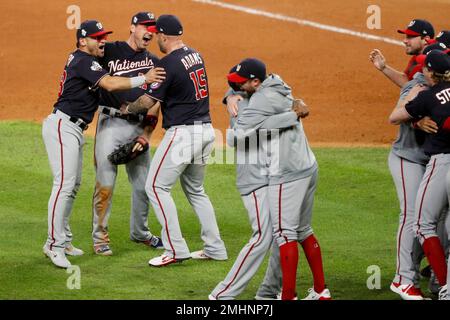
280;241;298;300
301;234;326;293
422;236;447;286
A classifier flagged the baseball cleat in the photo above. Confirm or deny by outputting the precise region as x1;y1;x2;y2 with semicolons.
43;245;71;269
208;294;217;300
134;236;164;249
390;282;424;300
94;244;113;256
302;288;331;300
254;293;281;300
190;250;212;260
148;254;189;267
438;285;448;300
64;243;84;256
420;265;432;279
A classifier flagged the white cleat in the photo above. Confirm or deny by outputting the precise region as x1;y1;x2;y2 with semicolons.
148;254;189;267
390;282;424;300
302;287;332;300
65;243;84;256
208;294;217;300
438;285;448;300
43;245;71;269
190;250;212;260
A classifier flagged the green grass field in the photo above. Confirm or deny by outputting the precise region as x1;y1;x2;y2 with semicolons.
0;121;432;300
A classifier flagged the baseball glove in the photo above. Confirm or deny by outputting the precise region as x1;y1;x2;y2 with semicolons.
107;136;149;165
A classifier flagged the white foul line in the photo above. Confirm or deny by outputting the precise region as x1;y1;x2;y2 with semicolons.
192;0;403;46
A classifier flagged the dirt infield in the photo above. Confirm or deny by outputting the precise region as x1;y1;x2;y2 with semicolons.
1;0;448;145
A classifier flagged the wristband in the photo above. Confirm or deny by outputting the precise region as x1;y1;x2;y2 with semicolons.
130;75;146;88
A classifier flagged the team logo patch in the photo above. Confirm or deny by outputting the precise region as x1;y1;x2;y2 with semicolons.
150;82;161;89
91;61;103;71
236;64;241;71
148;13;154;19
96;22;103;30
81;29;87;36
133;17;138;23
408;20;416;27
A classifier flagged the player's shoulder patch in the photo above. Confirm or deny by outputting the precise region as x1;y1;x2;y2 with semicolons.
90;60;103;72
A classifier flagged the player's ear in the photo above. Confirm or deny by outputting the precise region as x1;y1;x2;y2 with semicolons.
130;24;136;34
78;38;87;48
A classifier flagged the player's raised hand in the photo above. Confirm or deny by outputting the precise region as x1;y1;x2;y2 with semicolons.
144;67;166;84
226;94;243;117
292;98;309;118
369;49;386;71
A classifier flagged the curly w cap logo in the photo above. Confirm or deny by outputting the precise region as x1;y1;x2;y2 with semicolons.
96;22;103;30
81;29;87;36
408;20;416;27
133;17;138;23
236;64;241;71
148;13;154;19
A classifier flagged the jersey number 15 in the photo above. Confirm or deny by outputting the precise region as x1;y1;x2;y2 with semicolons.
189;68;208;100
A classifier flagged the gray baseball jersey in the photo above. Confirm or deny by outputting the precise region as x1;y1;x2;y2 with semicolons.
211;93;298;299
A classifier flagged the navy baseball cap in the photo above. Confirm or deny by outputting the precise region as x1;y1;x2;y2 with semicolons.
436;30;450;48
227;58;267;83
131;12;156;26
416;42;448;66
76;20;112;40
398;19;434;38
147;15;183;35
424;50;450;74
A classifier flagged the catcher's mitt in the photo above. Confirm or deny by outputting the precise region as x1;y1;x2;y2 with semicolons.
108;136;149;165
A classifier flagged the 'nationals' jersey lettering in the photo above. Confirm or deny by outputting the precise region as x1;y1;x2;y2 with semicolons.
436;88;450;104
107;57;155;76
99;41;159;108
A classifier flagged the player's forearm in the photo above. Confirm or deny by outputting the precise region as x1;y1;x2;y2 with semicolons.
389;105;412;125
142;103;161;138
380;66;409;88
126;95;156;114
260;112;298;129
99;75;146;92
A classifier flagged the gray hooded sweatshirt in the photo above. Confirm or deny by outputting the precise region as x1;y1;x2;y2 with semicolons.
231;74;317;186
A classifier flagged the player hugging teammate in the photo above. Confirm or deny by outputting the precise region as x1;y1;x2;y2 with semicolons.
371;19;450;300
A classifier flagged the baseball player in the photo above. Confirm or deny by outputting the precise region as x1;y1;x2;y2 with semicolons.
208;65;308;300
42;20;165;268
369;21;440;299
389;49;450;300
122;15;227;267
92;12;163;256
370;19;434;88
222;58;330;300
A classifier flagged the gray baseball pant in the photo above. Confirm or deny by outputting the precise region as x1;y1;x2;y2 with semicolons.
210;186;272;300
146;124;227;260
256;168;317;297
92;110;154;248
388;151;425;285
42;111;84;252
